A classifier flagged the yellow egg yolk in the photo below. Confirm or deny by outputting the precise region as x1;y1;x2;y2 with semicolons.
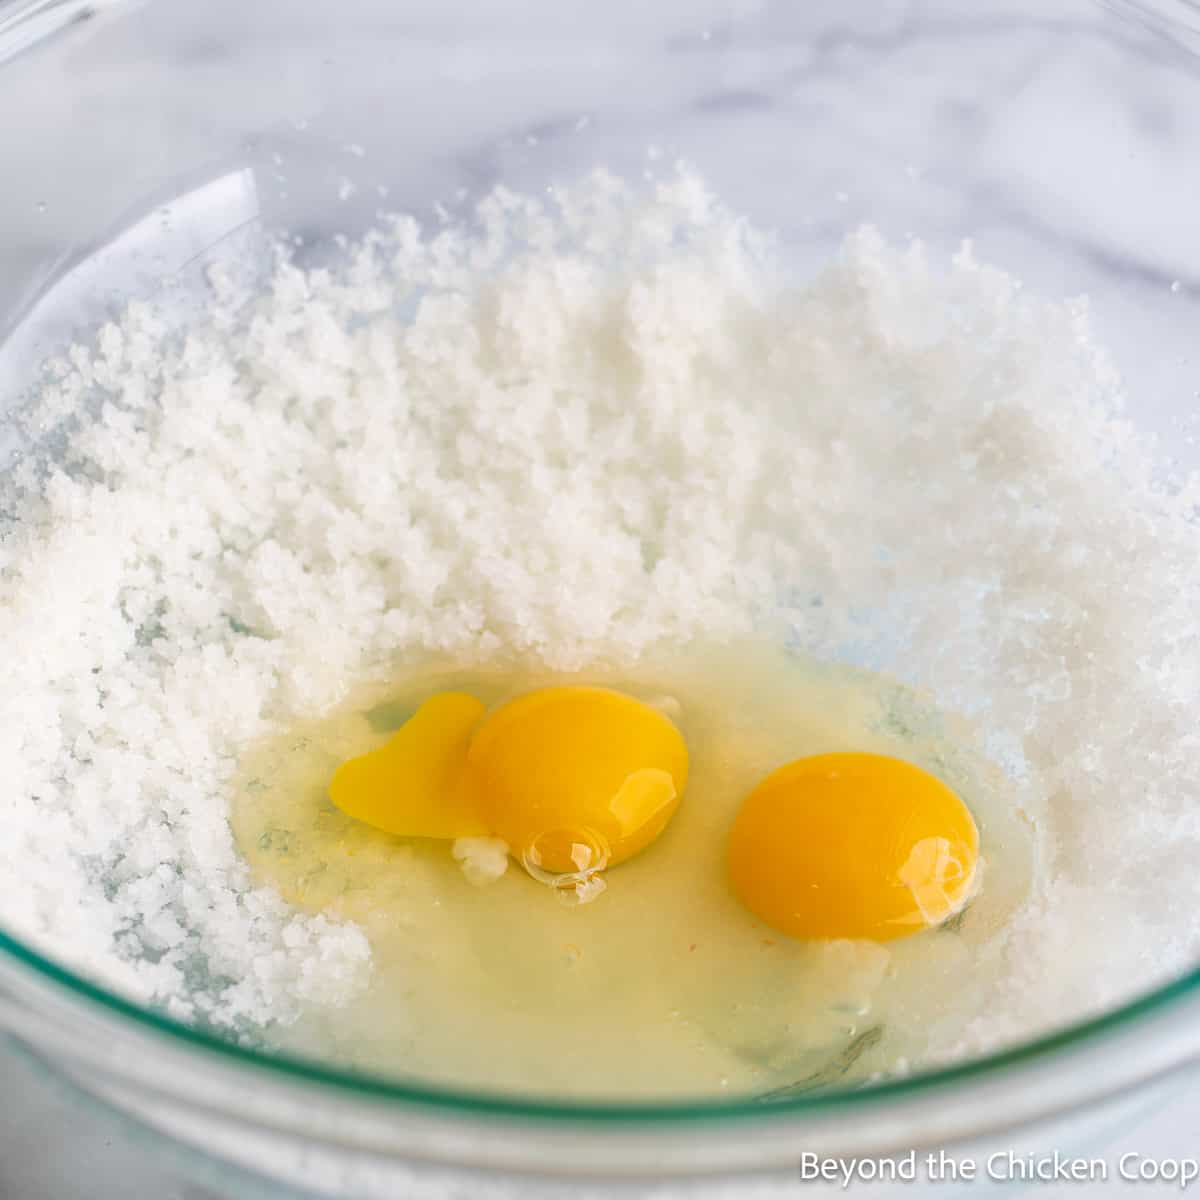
728;753;979;941
468;687;687;875
328;691;488;839
329;686;688;884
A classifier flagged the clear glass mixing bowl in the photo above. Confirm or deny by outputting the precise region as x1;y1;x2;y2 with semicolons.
2;0;1199;1194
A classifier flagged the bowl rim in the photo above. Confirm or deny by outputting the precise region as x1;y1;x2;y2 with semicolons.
2;921;1199;1124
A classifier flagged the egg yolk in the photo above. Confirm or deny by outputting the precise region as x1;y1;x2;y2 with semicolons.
329;692;488;839
728;753;979;941
468;687;687;875
329;686;688;887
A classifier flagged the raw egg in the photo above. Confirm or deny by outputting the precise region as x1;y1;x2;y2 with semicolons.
728;752;979;941
235;642;1023;1099
469;686;687;875
329;691;487;838
329;685;688;891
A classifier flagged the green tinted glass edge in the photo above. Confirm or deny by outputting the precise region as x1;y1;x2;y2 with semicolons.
2;922;1198;1123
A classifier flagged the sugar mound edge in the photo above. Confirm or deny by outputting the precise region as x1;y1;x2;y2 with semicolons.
0;167;1197;1061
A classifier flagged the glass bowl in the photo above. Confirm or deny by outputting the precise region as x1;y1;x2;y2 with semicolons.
2;0;1200;1194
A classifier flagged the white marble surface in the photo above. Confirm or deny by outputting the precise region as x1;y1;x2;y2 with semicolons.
1;0;1200;1195
0;1038;289;1199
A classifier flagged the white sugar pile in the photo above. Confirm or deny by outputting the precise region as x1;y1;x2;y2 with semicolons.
0;169;1197;1055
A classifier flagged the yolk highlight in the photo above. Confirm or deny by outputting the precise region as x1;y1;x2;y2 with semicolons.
728;752;979;941
329;686;688;883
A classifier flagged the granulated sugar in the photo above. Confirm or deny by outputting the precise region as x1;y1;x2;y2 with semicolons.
0;169;1197;1059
